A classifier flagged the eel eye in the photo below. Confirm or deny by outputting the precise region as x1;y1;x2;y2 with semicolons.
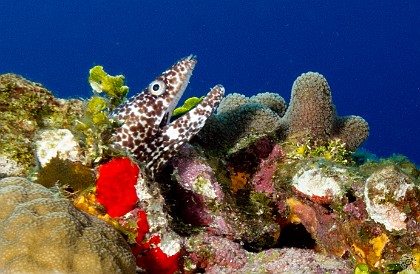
148;80;166;96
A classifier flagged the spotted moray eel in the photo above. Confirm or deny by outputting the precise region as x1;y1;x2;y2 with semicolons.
111;55;224;177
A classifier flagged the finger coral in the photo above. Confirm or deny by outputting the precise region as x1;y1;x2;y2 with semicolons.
250;92;287;116
0;177;136;274
281;72;369;151
197;93;285;153
198;72;369;154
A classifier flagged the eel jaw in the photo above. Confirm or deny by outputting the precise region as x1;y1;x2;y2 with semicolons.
158;55;197;127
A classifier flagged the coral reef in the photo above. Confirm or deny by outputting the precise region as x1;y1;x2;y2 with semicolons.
0;177;135;274
2;65;419;274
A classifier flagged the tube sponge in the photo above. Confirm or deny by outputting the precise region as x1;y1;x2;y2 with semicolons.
250;92;287;117
331;115;370;151
0;177;136;274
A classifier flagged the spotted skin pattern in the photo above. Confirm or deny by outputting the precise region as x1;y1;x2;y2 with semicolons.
111;55;224;177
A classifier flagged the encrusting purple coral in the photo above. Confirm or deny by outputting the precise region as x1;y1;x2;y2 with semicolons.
183;232;353;273
171;145;226;228
170;144;281;245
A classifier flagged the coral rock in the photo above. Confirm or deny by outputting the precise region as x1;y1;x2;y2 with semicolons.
364;165;418;231
285;197;348;256
184;232;352;273
0;177;136;274
35;128;82;167
236;248;353;274
0;156;26;178
291;162;349;204
183;232;248;271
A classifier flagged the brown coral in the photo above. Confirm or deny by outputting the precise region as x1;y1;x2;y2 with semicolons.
197;73;368;153
281;72;369;151
0;177;135;274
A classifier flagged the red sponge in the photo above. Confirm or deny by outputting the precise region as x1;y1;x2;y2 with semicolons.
96;157;139;217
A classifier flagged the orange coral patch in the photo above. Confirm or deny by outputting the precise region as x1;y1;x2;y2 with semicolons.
230;170;249;192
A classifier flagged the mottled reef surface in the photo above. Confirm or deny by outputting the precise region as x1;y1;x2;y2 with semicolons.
0;70;419;274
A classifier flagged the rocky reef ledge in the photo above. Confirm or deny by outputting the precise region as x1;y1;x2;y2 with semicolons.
0;71;419;274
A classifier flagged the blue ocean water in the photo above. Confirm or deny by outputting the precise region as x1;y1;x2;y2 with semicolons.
1;1;419;164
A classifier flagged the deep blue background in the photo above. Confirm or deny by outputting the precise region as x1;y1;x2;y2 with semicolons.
1;1;419;164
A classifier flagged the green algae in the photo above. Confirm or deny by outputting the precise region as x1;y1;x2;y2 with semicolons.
354;263;370;274
72;66;131;164
171;96;204;120
284;135;353;165
88;65;128;108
